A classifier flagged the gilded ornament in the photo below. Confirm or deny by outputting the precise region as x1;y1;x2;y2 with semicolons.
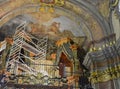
105;44;109;47
56;38;70;47
36;0;65;12
110;42;113;46
98;47;102;50
89;48;93;52
102;44;105;48
90;64;120;84
55;0;65;6
113;41;116;44
70;44;78;50
111;0;119;7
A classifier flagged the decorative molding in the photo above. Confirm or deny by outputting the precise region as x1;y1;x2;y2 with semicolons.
88;34;116;51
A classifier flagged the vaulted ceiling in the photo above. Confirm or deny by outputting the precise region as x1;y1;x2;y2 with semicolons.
0;0;120;50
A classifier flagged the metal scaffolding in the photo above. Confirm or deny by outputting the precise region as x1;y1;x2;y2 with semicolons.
6;22;48;76
0;40;6;52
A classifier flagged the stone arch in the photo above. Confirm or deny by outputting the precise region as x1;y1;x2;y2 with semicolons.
0;0;113;49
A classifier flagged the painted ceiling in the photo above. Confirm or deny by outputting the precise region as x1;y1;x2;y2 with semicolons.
0;0;120;48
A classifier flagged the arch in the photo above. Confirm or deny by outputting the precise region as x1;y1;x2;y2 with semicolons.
0;0;113;46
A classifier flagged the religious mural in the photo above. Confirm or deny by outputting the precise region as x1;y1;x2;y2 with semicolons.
0;0;120;89
0;0;89;89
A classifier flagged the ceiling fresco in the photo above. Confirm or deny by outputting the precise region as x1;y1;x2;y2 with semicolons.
0;0;111;48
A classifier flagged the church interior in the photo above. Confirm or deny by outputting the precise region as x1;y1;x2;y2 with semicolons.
0;0;120;89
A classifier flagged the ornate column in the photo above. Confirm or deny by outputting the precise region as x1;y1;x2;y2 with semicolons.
83;34;120;89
